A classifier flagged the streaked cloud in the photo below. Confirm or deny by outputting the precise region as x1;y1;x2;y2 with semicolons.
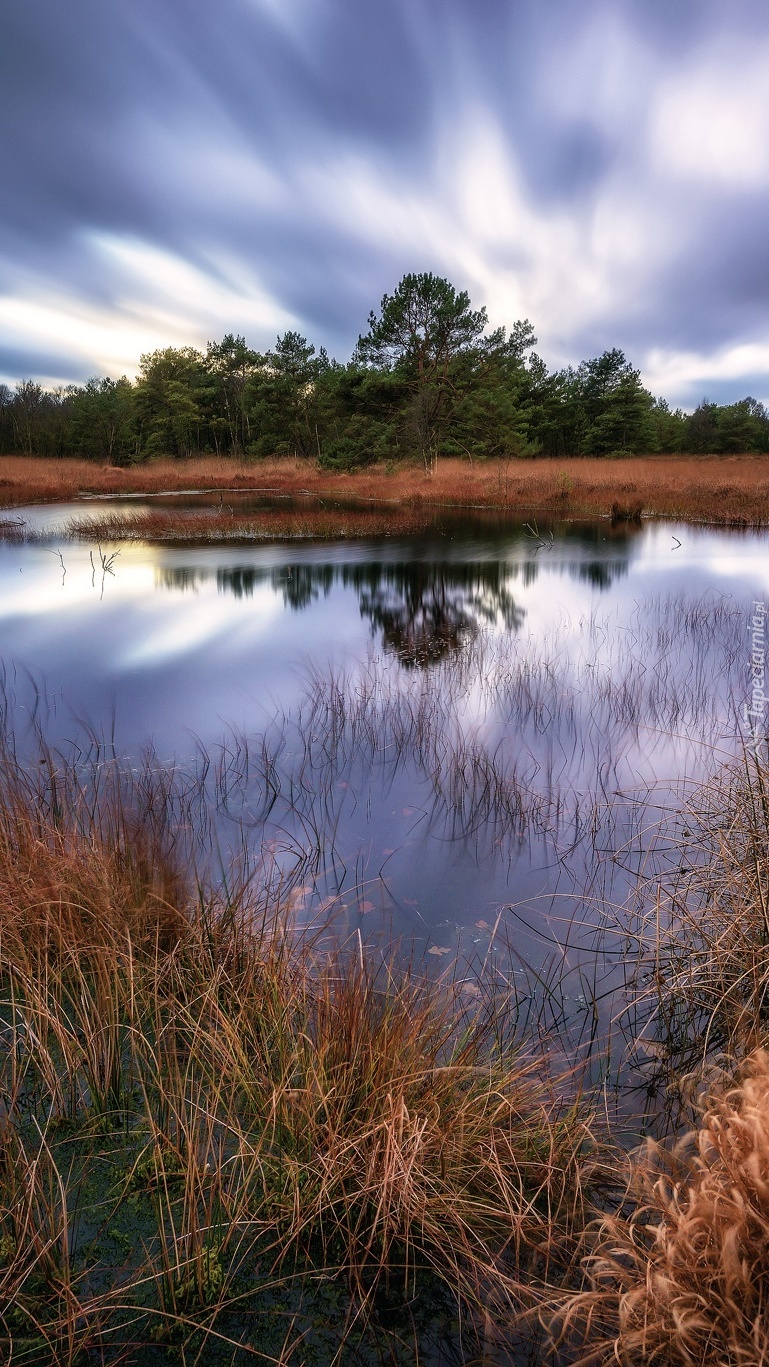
2;0;769;406
0;237;297;381
651;42;769;187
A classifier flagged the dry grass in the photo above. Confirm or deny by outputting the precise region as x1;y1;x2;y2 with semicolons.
544;756;769;1361
0;736;599;1363
2;452;769;525
60;505;436;542
618;757;769;1097
554;1050;769;1366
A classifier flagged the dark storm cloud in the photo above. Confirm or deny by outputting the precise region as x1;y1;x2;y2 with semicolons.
2;0;769;405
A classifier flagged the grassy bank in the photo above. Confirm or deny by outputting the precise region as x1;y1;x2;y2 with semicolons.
1;453;769;528
57;504;440;543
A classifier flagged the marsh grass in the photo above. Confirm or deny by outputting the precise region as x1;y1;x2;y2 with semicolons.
536;752;769;1364
60;506;438;542
0;735;601;1364
552;1050;769;1366
609;500;643;525
2;453;769;526
609;754;769;1117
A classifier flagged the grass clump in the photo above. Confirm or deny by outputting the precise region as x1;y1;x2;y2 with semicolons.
0;741;598;1363
628;756;769;1095
545;756;769;1364
555;1050;769;1366
609;498;643;525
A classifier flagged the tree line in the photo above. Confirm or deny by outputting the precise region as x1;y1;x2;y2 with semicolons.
1;273;767;466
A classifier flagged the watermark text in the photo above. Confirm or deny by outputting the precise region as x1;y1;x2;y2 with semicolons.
742;599;767;760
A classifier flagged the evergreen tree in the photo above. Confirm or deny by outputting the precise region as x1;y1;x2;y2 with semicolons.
206;334;262;455
70;377;137;464
135;347;212;457
247;332;328;459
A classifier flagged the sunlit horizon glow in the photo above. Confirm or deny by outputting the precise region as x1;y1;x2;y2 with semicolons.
2;0;769;409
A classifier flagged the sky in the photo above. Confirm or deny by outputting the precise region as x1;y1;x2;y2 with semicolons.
2;0;769;409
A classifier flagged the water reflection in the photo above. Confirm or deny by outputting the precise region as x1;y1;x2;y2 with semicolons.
576;560;628;590
156;555;627;665
353;563;524;666
0;503;764;1091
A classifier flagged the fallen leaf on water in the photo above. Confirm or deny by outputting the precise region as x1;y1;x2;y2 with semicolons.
475;920;490;930
316;895;341;913
639;1040;669;1060
402;807;414;816
428;946;452;956
359;900;375;914
286;884;313;909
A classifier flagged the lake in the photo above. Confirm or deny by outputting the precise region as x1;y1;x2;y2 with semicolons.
0;499;763;1050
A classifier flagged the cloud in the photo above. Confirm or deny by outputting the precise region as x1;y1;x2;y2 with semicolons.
295;104;682;366
650;41;769;187
643;341;769;408
2;0;769;405
0;238;297;380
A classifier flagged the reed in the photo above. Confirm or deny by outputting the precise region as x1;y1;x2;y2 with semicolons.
60;505;436;542
614;755;769;1107
0;594;762;1360
537;753;769;1363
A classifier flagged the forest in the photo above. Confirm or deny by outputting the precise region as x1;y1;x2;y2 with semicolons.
1;272;767;467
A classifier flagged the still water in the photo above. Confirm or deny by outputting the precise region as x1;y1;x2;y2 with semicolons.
0;501;765;1022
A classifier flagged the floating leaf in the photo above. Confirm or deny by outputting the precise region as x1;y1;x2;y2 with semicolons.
316;895;341;913
428;945;452;956
286;884;313;910
359;900;375;914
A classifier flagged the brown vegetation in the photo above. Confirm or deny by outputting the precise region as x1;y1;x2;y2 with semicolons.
555;1051;769;1366
11;733;769;1363
1;642;769;1360
622;757;769;1097
0;737;597;1363
1;452;769;526
61;505;437;542
547;754;769;1365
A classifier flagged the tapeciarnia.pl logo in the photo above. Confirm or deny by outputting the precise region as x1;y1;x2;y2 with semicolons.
742;600;767;759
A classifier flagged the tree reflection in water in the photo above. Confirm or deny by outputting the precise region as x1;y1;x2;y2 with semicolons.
157;535;632;667
350;563;524;666
212;561;526;666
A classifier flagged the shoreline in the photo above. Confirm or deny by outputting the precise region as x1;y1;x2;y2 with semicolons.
0;452;768;529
